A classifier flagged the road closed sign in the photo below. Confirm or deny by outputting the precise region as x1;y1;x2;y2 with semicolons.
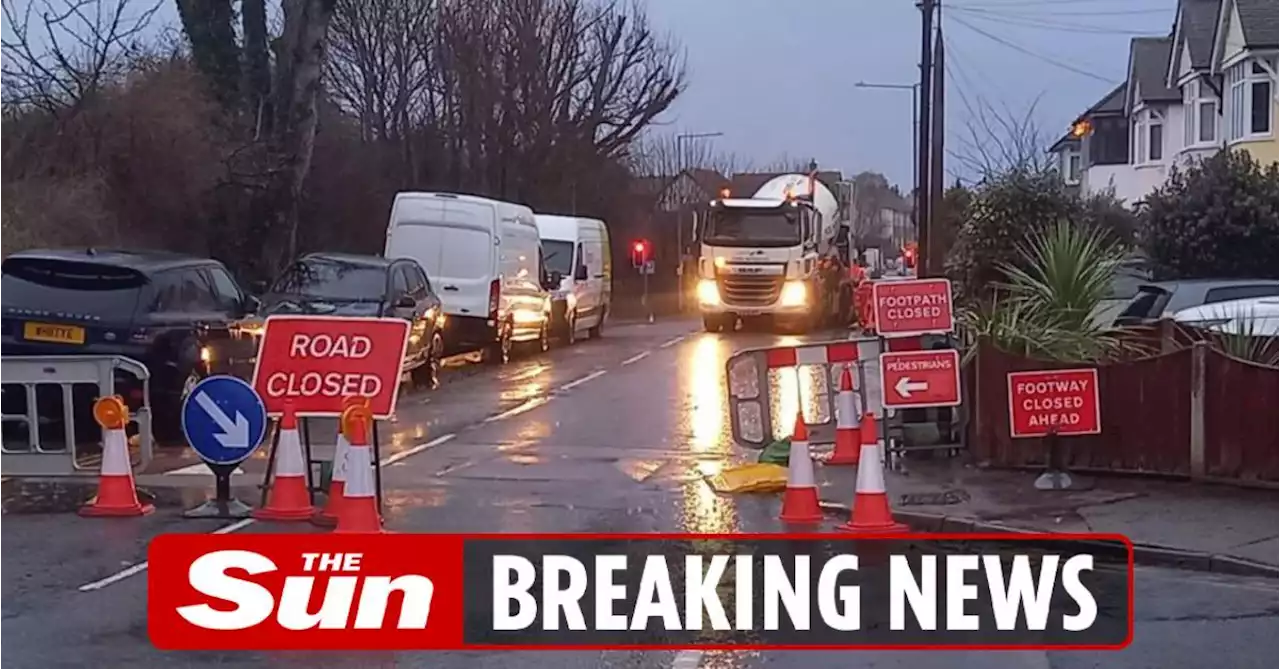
251;315;410;419
871;278;954;337
1007;368;1101;439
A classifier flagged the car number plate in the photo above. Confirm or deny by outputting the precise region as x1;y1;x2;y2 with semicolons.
23;322;86;345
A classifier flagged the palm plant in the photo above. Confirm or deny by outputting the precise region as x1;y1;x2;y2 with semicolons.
1180;302;1279;367
958;220;1137;363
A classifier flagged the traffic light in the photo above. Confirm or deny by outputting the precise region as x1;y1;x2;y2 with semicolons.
903;247;917;269
631;239;651;269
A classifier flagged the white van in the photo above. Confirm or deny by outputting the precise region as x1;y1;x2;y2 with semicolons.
534;214;612;343
384;192;553;363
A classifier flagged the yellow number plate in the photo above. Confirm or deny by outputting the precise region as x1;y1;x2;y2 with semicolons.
23;322;86;345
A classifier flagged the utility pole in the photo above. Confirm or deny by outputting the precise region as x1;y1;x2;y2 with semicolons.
916;0;936;278
929;24;946;278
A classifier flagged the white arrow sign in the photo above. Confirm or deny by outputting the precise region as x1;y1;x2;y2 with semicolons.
894;377;929;399
194;391;252;449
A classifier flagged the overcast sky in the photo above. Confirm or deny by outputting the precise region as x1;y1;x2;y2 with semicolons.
644;0;1172;189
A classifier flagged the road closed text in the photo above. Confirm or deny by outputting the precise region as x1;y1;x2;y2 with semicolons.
147;534;1133;650
251;316;410;418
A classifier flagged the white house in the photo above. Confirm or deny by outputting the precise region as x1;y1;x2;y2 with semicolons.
1167;0;1226;166
1125;36;1184;202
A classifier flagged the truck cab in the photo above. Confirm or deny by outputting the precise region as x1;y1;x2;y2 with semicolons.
695;175;850;333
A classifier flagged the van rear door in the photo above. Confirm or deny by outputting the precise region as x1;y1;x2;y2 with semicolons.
386;195;497;319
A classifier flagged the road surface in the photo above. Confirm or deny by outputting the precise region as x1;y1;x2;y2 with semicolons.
3;319;1276;668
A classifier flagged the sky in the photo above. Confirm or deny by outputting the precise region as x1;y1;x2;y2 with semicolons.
643;0;1174;189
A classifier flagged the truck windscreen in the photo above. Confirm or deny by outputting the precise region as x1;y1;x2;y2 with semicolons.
703;209;803;247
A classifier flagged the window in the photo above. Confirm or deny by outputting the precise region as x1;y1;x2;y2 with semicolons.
390;266;410;297
1063;149;1081;185
150;270;218;313
1132;108;1164;164
1183;80;1218;146
400;263;427;297
1086;115;1129;166
206;267;243;311
1203;284;1279;305
1227;59;1275;141
1149;120;1163;161
1;258;147;320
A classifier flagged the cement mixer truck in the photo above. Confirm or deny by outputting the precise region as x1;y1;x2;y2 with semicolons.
695;173;852;333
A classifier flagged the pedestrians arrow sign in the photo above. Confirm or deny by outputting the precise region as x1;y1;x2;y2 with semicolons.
894;377;930;398
880;349;961;409
181;375;268;466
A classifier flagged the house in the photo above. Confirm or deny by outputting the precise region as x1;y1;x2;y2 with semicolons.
1208;0;1277;165
1048;131;1083;193
1125;37;1184;199
1167;0;1227;165
1054;84;1133;201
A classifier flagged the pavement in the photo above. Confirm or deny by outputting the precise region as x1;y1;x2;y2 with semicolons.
3;318;1278;669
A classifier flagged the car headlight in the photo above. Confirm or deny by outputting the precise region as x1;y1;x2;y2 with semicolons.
779;280;807;307
697;279;721;306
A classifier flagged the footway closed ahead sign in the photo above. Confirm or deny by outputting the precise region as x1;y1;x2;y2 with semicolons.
250;315;411;419
1007;368;1101;438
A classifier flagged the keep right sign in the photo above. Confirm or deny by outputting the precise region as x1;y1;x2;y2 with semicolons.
1007;368;1102;438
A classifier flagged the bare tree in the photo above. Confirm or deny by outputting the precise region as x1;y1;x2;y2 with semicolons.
949;95;1054;182
2;0;161;113
627;131;746;178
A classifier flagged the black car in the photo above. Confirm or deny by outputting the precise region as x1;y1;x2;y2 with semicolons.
258;253;445;389
1;248;260;442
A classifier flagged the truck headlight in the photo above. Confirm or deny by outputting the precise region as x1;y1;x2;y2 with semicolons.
697;279;721;306
779;280;807;307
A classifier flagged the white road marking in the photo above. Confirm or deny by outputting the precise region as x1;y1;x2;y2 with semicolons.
658;335;686;349
163;463;245;476
671;650;703;669
380;433;457;466
621;351;651;366
558;369;607;391
483;397;550;422
77;518;258;592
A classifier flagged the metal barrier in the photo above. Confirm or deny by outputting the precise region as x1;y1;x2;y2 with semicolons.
726;338;878;449
1;355;154;477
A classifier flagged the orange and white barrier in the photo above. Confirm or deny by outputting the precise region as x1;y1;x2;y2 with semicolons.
80;396;153;517
778;413;823;524
313;396;369;527
253;401;315;521
334;404;383;534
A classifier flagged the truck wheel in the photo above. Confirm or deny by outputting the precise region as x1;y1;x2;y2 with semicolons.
703;314;725;333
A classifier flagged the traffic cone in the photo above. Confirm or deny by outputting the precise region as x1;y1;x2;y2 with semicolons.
253;401;315;521
313;396;369;527
779;413;823;525
334;404;383;534
825;366;861;465
80;396;153;517
838;412;908;533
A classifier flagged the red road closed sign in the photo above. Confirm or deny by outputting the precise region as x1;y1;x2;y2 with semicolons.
1007;368;1101;438
871;278;954;336
251;315;411;419
880;349;962;409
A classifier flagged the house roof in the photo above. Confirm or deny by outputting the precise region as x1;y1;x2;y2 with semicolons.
1235;0;1279;47
1127;37;1180;114
1177;0;1222;71
1048;133;1080;154
1069;83;1127;129
683;168;728;194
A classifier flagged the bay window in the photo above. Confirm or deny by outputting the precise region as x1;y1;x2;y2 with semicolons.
1132;108;1164;165
1227;59;1274;142
1182;79;1218;147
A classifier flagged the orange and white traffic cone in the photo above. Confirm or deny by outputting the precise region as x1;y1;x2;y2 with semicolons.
334;404;383;534
779;413;823;525
825;366;861;466
313;396;369;527
253;401;315;521
80;396;153;517
838;412;907;533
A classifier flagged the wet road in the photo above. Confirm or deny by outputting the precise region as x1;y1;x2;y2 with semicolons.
3;319;1277;669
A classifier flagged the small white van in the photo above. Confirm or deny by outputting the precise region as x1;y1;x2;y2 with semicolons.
384;192;553;363
534;214;612;343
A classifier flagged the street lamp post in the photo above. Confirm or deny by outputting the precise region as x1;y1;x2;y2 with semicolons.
674;131;723;313
854;81;920;213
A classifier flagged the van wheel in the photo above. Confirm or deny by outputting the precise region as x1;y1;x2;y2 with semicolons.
565;314;578;345
703;314;725;333
483;323;512;365
588;311;605;339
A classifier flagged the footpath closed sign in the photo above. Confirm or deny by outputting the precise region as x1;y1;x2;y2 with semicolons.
1007;368;1101;438
251;315;410;419
871;278;954;336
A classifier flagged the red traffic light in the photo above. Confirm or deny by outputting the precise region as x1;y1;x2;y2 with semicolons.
631;239;651;269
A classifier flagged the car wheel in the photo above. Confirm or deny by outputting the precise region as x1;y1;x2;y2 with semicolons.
411;333;444;390
483;322;512;365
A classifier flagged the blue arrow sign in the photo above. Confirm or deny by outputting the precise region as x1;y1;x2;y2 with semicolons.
181;375;268;466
